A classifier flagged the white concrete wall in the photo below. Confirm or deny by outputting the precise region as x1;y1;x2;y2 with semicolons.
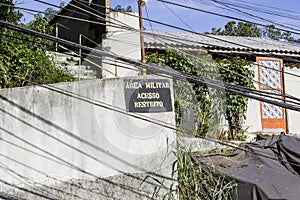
0;77;176;199
284;67;300;136
102;12;141;78
244;64;300;137
244;64;262;133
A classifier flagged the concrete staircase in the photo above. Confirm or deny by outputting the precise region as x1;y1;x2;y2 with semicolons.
48;51;97;79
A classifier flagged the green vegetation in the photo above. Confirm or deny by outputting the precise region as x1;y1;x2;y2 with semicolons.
208;21;261;37
207;21;294;41
111;5;133;12
176;150;237;200
217;58;254;140
0;0;74;88
147;49;254;140
162;146;237;200
147;50;222;137
263;24;293;41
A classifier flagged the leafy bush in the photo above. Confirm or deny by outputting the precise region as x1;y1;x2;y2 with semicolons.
217;58;254;140
0;1;75;88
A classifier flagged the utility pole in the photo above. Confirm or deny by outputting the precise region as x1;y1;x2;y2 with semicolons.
55;23;58;52
138;0;148;75
79;34;82;80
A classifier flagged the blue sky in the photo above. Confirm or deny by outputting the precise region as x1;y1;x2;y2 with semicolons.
18;0;300;36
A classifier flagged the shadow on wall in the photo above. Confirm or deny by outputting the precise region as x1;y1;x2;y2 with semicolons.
0;78;176;199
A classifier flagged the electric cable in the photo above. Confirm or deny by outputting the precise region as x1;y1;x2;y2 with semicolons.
2;19;300;170
2;0;300;194
4;2;300;110
209;0;300;33
0;170;57;200
142;32;300;105
0;108;167;194
156;0;300;36
11;1;300;70
0;161;82;200
209;0;300;20
31;0;300;58
24;0;300;170
0;133;165;194
0;3;142;69
1;20;300;112
32;0;92;19
144;4;154;32
2;3;300;106
1;58;300;171
0;32;138;73
0;20;300;116
33;0;300;66
49;0;300;99
161;2;194;32
0;3;122;29
198;0;300;30
0;127;161;198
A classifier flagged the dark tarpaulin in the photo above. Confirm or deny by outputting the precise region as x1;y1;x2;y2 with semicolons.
199;133;300;200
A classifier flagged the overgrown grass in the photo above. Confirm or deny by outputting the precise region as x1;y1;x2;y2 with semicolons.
163;146;237;200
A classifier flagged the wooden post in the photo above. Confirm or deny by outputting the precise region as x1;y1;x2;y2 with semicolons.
106;0;110;8
79;34;82;80
55;23;58;52
138;0;146;75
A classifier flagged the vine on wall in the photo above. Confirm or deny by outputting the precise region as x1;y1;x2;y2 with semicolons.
217;57;255;140
147;49;221;137
147;50;254;140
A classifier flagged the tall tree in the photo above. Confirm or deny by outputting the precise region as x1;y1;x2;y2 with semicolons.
0;0;22;23
207;21;294;41
263;24;293;40
208;21;261;37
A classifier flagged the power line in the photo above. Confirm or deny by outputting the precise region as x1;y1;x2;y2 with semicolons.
0;15;288;120
15;1;300;66
199;0;300;27
0;33;138;76
0;173;56;200
143;31;300;104
0;128;154;199
4;2;300;105
2;20;300;171
0;73;177;184
144;4;154;32
156;0;300;36
0;21;300;114
33;0;92;19
208;0;300;33
0;105;169;193
29;0;300;64
2;1;300;106
2;0;300;194
2;20;300;112
0;160;86;200
215;0;300;19
0;3;141;72
0;132;164;195
0;3;116;28
63;0;299;86
161;2;194;32
0;55;299;170
2;69;300;170
143;30;300;97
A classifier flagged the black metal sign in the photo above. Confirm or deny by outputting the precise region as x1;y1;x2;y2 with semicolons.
124;79;172;113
